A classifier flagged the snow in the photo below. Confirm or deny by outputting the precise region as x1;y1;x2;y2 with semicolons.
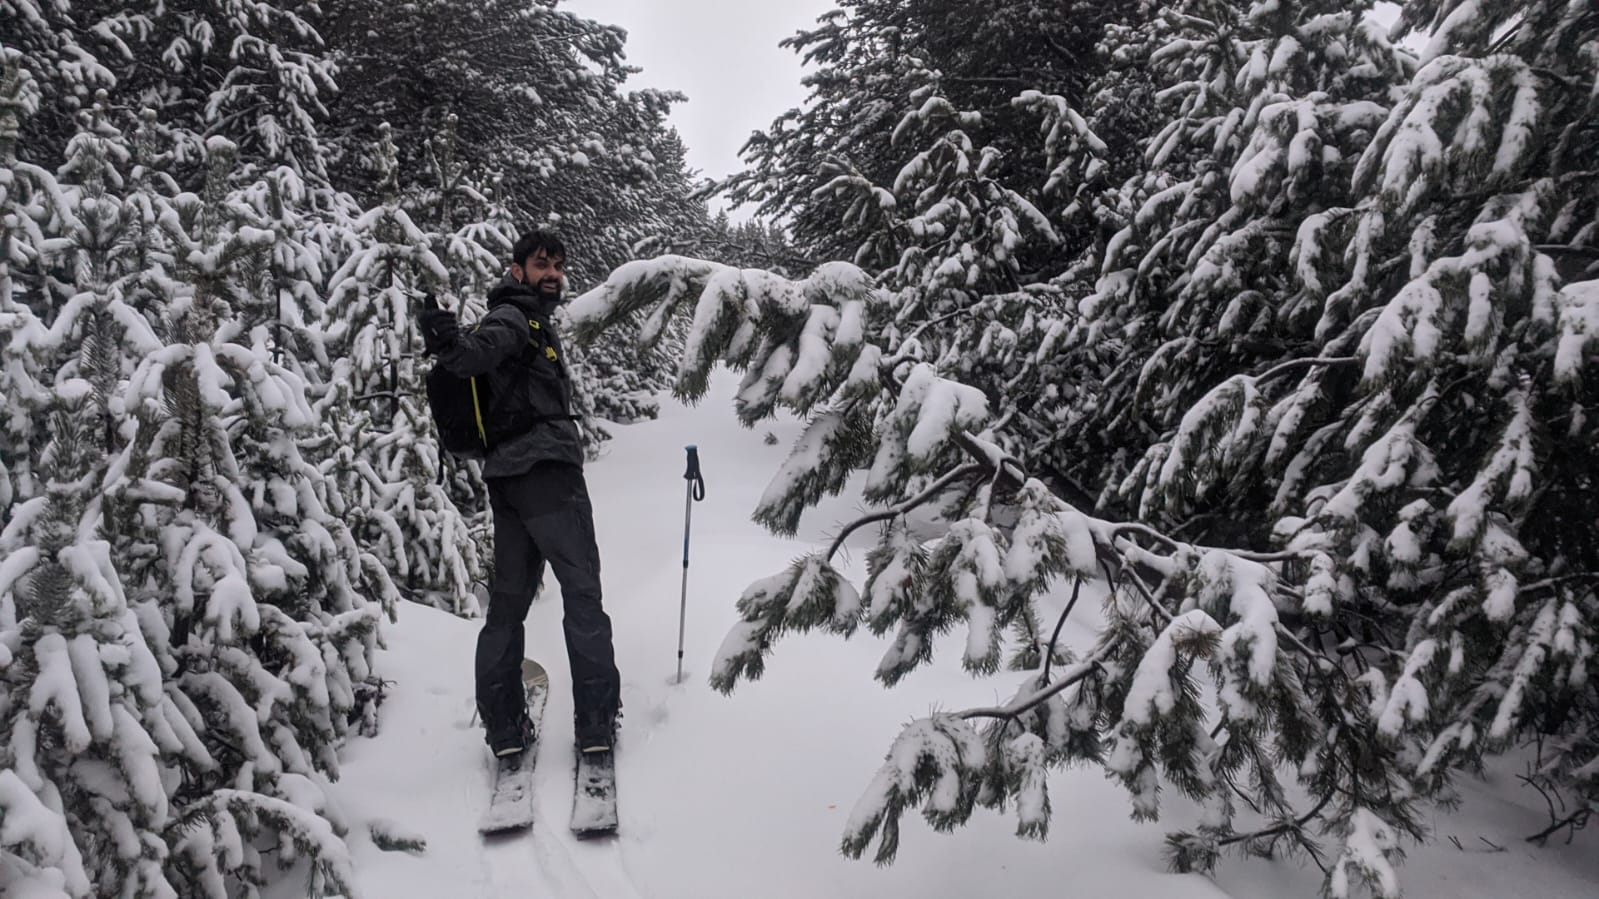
1555;279;1599;384
900;364;989;462
945;519;1004;672
1377;639;1435;737
1123;610;1222;725
1329;807;1400;898
29;634;90;753
0;770;91;898
299;370;1599;899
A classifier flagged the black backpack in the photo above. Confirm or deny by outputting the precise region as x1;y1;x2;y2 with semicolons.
425;359;492;461
423;296;577;461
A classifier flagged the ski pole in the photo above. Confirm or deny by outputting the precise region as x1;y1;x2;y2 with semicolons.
677;445;706;684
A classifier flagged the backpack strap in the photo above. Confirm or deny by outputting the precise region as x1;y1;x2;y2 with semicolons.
527;318;563;363
469;376;489;446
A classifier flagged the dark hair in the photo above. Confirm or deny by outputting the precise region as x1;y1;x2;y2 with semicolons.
511;229;566;267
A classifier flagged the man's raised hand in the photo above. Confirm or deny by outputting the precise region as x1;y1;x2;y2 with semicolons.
419;294;460;355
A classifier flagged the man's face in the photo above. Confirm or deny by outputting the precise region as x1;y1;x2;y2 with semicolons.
513;248;565;298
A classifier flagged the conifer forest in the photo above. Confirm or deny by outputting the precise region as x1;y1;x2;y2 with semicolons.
2;1;1596;897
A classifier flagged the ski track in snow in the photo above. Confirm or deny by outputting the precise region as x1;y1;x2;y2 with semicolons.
523;814;597;899
526;744;643;899
558;831;645;899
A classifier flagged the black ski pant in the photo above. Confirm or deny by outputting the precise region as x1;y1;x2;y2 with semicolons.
476;462;620;730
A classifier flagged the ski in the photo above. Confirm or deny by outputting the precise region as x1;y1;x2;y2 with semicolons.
477;659;549;834
569;747;618;837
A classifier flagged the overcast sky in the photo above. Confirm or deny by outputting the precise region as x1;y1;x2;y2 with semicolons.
562;0;838;212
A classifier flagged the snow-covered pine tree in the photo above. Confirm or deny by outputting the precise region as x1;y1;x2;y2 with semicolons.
0;105;188;897
103;132;386;896
424;113;514;320
44;98;167;424
6;3;406;891
2;96;380;898
805;81;1087;479
321;0;685;278
0;396;197;898
321;121;489;615
0;58;63;520
1057;0;1410;520
727;0;1125;267
126;0;337;180
0;2;122;165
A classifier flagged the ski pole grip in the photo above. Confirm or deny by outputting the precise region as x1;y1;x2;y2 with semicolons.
683;445;705;501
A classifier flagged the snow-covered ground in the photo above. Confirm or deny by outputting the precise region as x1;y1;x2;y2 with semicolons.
313;370;1599;899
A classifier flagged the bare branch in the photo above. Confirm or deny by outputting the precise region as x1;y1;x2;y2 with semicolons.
1252;356;1359;387
1518;573;1599;595
1526;805;1593;846
1218;792;1334;848
1041;575;1085;682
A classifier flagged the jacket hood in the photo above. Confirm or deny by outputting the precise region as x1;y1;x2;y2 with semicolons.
487;277;563;317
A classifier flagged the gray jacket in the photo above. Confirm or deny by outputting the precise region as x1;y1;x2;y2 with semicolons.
437;280;584;478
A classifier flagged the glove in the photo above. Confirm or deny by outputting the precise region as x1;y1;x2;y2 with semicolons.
419;306;460;355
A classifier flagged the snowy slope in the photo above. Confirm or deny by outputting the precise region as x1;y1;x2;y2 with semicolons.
314;370;1599;899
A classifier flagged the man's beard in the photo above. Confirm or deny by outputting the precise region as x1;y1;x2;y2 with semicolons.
534;279;562;297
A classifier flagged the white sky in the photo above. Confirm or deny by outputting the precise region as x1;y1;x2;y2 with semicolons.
561;0;838;214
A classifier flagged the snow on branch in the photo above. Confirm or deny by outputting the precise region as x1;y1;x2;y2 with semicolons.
176;789;359;898
1554;279;1599;385
841;715;986;864
1121;610;1223;726
709;555;861;694
569;255;887;411
864;364;988;504
1328;808;1403;899
1354;55;1545;212
0;769;92;896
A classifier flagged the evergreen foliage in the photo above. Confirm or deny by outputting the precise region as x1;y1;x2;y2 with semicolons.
572;1;1599;894
2;1;711;894
7;0;1595;894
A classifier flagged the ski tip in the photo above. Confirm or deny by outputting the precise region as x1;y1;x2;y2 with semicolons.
478;812;534;835
479;821;533;836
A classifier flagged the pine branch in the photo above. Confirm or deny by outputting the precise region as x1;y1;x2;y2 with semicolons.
823;463;986;560
1252;356;1359;387
1218;792;1335;849
1111;522;1304;565
956;650;1110;722
1525;805;1592;847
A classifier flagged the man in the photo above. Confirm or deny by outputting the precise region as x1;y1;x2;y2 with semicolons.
418;229;621;757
